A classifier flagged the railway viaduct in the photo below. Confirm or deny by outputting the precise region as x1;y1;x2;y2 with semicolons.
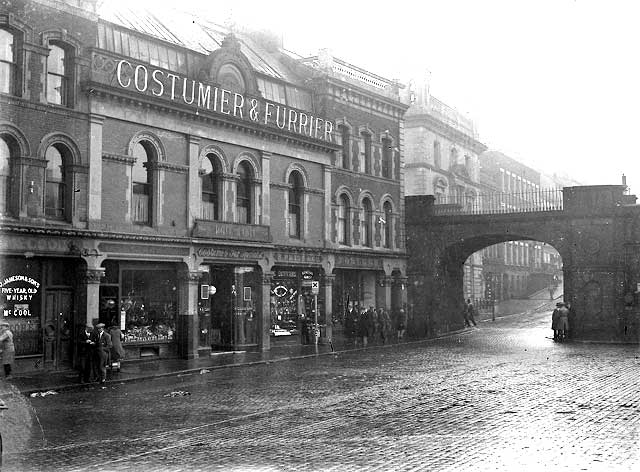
406;185;640;343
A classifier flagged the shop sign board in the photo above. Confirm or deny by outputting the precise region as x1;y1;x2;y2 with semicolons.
335;254;384;270
1;275;40;317
112;58;335;143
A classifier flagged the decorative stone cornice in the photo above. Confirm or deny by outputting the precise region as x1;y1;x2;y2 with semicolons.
102;153;135;164
147;161;189;173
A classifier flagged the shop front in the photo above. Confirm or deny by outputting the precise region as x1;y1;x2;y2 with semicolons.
98;260;178;359
198;264;261;352
270;267;325;344
0;255;81;372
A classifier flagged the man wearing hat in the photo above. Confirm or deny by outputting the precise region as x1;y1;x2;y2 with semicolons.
77;323;95;383
90;322;112;383
0;321;15;379
551;303;562;341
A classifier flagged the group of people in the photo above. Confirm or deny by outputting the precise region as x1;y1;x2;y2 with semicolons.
551;301;573;342
77;321;125;384
343;305;408;346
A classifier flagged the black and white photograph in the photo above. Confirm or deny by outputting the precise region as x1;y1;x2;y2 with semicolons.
0;0;639;470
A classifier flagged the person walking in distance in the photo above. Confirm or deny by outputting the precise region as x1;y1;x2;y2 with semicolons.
465;299;477;327
397;308;408;341
0;321;15;379
551;302;561;341
91;323;112;383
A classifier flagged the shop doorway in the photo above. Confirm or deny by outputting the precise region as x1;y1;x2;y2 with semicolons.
43;290;73;369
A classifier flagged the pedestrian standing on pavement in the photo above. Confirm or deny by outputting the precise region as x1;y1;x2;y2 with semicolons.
556;302;569;342
378;308;392;344
551;303;560;341
344;303;358;345
108;320;125;369
0;321;15;379
77;323;96;383
465;299;477;327
91;323;112;383
358;307;374;347
396;308;408;341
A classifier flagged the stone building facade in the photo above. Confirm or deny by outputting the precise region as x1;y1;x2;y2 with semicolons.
0;0;407;372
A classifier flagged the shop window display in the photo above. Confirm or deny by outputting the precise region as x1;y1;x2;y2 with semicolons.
120;269;176;342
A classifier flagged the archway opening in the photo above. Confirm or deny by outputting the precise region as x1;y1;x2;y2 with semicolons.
462;239;564;321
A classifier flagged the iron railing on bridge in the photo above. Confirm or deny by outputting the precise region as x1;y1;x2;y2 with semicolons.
433;188;563;216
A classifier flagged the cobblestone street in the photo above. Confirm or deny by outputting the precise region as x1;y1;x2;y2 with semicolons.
5;309;640;471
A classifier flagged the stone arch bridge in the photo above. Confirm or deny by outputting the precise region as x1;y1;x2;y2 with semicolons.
406;185;640;343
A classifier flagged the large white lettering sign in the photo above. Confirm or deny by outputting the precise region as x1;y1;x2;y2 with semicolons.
116;60;335;143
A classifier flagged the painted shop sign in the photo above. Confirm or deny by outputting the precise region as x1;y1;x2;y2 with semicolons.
1;275;40;317
196;247;263;260
115;59;335;143
335;254;383;270
273;252;323;264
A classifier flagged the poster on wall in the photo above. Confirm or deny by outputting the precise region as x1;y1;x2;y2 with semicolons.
0;274;41;318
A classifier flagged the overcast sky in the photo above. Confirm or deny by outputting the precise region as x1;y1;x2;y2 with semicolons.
114;0;639;193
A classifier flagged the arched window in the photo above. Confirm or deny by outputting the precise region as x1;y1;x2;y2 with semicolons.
0;136;13;214
339;124;350;169
218;63;246;93
236;161;252;224
433;141;441;168
381;137;392;179
44;144;67;219
288;171;303;238
47;43;69;105
132;141;153;225
200;154;221;220
361;198;373;247
361;131;372;174
383;201;393;249
338;194;350;245
0;29;15;94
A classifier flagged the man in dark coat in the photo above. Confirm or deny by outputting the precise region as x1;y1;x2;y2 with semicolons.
77;324;96;383
91;323;113;383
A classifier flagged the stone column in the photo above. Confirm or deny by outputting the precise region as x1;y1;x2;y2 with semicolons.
376;275;393;311
177;269;201;359
259;272;273;351
322;274;335;341
324;165;332;243
187;136;201;228
88;114;104;225
80;267;104;326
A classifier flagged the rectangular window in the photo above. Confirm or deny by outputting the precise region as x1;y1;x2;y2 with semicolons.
382;138;392;178
132;182;150;224
120;267;177;343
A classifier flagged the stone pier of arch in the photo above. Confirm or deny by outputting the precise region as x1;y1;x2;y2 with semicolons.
406;185;640;343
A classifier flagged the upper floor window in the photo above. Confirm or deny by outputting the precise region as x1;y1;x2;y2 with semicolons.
361;198;373;247
0;29;15;94
288;171;303;238
338;194;350;245
47;44;69;105
450;147;459;166
361;131;372;174
44;145;67;219
200;154;222;221
433;141;441;168
339;124;350;169
0;136;13;214
383;201;393;249
218;63;245;93
236;161;252;224
382;137;392;179
132;141;153;225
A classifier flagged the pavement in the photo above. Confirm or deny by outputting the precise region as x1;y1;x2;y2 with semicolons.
9;334;418;396
8;292;562;397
